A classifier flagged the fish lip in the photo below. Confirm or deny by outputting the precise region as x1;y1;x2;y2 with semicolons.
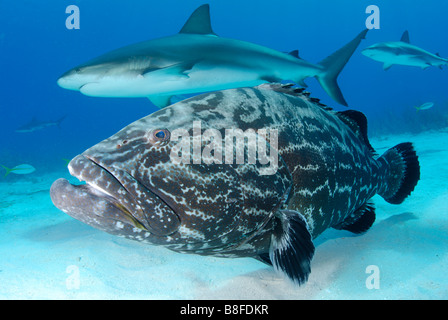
70;154;147;228
80;154;131;203
80;156;178;216
78;155;179;232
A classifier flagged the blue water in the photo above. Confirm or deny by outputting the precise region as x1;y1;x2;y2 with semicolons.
0;1;447;299
1;0;447;172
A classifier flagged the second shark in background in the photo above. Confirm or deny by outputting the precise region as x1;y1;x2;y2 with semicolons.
362;30;448;70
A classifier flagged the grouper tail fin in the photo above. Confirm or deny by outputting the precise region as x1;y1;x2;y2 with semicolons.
378;142;420;204
316;29;368;106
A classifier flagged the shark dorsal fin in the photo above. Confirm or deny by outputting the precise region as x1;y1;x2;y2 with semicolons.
400;30;410;43
179;4;216;35
288;50;301;59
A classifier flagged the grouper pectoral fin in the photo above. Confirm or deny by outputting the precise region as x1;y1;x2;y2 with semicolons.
179;4;217;36
144;62;196;108
383;62;393;71
268;209;315;285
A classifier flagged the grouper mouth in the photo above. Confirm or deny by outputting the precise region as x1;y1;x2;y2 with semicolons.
50;154;180;237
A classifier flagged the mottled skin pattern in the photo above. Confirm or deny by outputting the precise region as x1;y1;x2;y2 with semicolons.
51;84;408;264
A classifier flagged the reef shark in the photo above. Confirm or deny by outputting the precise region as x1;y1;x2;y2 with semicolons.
57;4;368;107
362;30;448;71
16;116;66;133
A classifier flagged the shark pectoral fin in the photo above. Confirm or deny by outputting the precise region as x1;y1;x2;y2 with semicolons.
141;62;193;79
260;75;281;83
179;4;217;36
269;209;315;285
147;95;173;108
170;94;191;104
148;94;192;108
383;62;393;71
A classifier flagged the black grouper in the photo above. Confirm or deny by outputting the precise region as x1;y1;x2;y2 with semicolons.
50;84;420;284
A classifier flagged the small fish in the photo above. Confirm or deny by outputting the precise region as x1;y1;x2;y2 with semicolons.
50;84;420;285
1;164;35;177
415;102;434;112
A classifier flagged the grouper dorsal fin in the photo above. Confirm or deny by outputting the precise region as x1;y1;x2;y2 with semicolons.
179;4;216;36
336;110;376;155
400;30;410;43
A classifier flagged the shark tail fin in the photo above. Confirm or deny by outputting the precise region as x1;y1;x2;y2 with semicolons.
1;164;13;177
315;29;368;106
57;115;67;128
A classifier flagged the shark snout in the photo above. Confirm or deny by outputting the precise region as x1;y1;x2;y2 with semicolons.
57;67;98;91
361;47;373;55
57;69;84;90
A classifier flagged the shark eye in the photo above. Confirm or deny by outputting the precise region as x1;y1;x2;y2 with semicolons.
149;129;171;146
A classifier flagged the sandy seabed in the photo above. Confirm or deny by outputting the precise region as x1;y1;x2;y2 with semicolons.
1;130;447;299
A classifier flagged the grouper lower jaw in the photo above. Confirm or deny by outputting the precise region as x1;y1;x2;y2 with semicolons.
50;178;147;234
52;153;182;238
65;154;143;223
49;153;150;233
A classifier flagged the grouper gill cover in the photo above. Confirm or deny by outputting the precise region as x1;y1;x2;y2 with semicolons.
50;84;420;284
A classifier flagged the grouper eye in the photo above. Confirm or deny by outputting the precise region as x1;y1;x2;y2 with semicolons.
148;128;171;146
